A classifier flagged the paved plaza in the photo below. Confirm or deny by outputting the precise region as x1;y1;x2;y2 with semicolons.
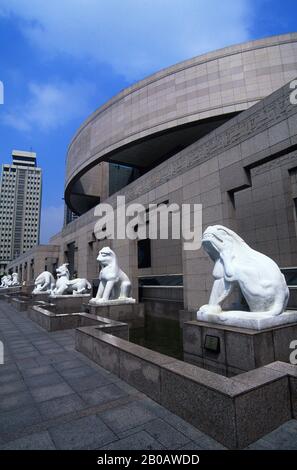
0;300;296;450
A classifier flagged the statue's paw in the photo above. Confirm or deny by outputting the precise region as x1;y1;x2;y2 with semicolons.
89;297;103;304
198;304;222;316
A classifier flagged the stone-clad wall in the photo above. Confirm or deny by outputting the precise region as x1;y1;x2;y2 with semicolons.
50;79;297;311
75;325;297;448
6;245;60;284
66;34;297;200
235;151;297;266
12;78;297;312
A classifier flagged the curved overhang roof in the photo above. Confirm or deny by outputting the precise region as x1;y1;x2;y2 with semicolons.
65;33;297;215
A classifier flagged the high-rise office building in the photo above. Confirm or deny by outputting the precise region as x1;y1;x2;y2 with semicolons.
0;150;42;275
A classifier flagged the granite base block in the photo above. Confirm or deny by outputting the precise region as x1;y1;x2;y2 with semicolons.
87;302;144;329
183;320;297;374
0;287;22;296
264;361;297;419
75;323;296;448
234;374;291;448
160;365;238;448
89;298;136;306
93;338;120;375
11;297;31;311
32;292;50;302
197;310;297;330
26;305;129;337
48;294;91;314
290;377;297;418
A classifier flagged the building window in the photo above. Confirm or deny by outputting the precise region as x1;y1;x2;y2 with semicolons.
137;239;151;269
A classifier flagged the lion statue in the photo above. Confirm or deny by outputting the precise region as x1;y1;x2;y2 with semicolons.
11;273;20;286
89;247;135;304
1;274;12;287
0;273;22;288
198;225;289;318
0;275;9;288
50;263;91;296
32;271;56;294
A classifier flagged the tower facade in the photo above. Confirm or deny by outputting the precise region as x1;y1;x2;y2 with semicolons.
0;150;42;275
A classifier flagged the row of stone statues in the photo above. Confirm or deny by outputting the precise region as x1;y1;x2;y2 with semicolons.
10;225;291;318
33;265;92;296
0;273;20;288
32;247;135;305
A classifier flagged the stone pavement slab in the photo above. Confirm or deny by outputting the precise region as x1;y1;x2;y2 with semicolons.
0;431;55;450
99;401;158;434
99;430;165;450
0;300;297;450
49;414;116;450
0;405;42;439
247;420;297;450
79;383;127;407
37;393;86;420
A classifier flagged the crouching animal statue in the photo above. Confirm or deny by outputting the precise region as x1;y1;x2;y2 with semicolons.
198;225;289;319
50;264;91;296
0;274;13;287
10;273;20;286
33;271;56;294
0;275;9;288
90;247;135;304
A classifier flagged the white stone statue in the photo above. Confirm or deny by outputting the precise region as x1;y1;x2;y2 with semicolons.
11;273;20;286
0;274;12;287
32;271;56;294
0;275;9;288
50;263;91;296
89;247;135;305
0;273;20;288
197;225;291;328
6;274;12;286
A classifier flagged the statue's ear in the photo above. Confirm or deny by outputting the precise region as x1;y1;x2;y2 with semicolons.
218;227;230;239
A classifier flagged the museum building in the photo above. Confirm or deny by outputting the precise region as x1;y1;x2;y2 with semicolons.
7;33;297;319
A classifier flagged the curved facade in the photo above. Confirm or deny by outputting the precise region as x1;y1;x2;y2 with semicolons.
66;33;297;215
8;49;297;317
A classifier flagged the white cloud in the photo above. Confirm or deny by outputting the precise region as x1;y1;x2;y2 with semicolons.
40;204;64;243
1;79;96;132
0;0;253;80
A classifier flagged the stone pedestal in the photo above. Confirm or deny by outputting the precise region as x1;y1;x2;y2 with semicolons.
21;284;35;295
27;304;129;336
32;291;51;302
196;310;297;330
0;286;22;297
89;298;136;306
11;297;31;311
1;293;13;303
76;321;297;448
183;319;297;376
87;302;144;329
48;294;91;314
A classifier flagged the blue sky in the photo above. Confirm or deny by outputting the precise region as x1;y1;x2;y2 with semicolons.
0;0;296;243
